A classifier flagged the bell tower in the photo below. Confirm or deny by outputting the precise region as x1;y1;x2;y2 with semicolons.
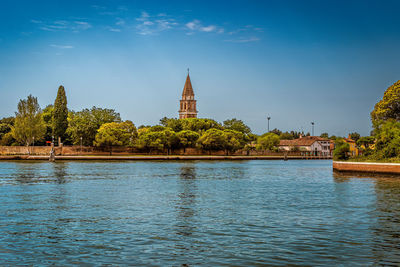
179;69;198;119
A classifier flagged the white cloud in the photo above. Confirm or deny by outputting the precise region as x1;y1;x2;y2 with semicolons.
185;20;200;30
200;25;216;32
135;11;177;35
32;19;92;33
50;44;74;49
107;27;121;32
185;20;223;34
224;37;260;43
115;18;125;26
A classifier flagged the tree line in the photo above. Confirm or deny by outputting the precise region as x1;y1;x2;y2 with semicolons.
333;80;400;161
0;86;288;153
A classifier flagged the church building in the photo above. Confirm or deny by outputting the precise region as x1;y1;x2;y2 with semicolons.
179;71;198;119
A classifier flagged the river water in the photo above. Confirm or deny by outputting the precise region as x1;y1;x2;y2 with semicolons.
0;160;399;265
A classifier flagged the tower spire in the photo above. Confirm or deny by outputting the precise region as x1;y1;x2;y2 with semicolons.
179;69;198;119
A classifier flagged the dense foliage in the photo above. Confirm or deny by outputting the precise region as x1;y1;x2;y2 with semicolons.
333;139;350;160
257;133;280;151
371;80;400;123
53;86;68;142
94;121;137;148
67;107;121;146
12;95;46;146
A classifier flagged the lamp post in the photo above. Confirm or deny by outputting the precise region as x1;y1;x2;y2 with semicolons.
267;116;271;132
80;137;83;155
311;122;315;136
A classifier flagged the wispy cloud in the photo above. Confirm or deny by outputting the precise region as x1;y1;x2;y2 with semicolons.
107;27;121;32
32;19;92;33
135;11;178;35
224;37;260;43
50;44;74;49
185;19;224;34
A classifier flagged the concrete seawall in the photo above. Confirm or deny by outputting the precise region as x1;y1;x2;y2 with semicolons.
0;155;332;161
333;161;400;175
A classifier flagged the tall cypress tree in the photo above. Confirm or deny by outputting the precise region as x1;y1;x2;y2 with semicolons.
53;85;68;142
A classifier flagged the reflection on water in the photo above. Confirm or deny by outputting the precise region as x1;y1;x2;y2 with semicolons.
0;160;400;265
176;165;197;237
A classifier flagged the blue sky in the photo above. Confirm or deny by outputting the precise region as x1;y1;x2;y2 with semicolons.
0;0;399;136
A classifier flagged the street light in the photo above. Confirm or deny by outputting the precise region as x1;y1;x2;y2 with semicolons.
267;116;271;132
311;122;315;136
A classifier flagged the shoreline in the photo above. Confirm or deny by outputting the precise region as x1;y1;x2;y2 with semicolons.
0;155;332;161
333;161;400;175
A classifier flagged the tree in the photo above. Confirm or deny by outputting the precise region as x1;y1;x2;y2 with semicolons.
371;80;400;123
94;121;137;153
223;118;251;134
136;128;179;153
357;136;374;149
180;118;223;133
176;130;200;150
349;132;360;142
223;129;247;152
280;132;294;140
0;123;12;141
373;120;400;158
333;139;350;160
160;117;183;132
257;133;280;151
53;85;68;142
320;133;329;138
67;106;121;146
0;117;15;143
198;128;226;151
270;128;282;136
0;132;16;146
12;95;46;146
42;105;54;143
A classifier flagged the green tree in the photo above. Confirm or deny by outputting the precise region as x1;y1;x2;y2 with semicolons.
320;133;329;138
42;105;54;143
176;130;200;150
333;139;350;160
181;118;223;133
53;85;68;142
0;132;16;146
349;132;360;142
280;132;294;140
136;129;178;153
373;120;400;158
357;136;374;148
198;128;226;151
94;121;137;153
223;129;247;152
257;133;280;151
0;123;12;141
0;117;15;143
371;80;400;123
270;128;282;136
67;106;121;146
12;95;46;146
223;118;251;134
160;117;183;132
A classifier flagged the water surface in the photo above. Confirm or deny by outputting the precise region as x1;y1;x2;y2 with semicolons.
1;160;400;265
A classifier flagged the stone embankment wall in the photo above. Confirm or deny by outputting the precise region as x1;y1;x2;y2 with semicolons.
333;161;400;175
0;146;332;158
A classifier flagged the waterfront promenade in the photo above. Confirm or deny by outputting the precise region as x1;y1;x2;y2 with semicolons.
0;155;332;161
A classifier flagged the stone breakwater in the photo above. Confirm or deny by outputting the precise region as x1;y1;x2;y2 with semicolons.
333;161;400;175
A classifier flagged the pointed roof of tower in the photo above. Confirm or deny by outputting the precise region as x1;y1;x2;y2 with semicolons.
182;73;194;97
